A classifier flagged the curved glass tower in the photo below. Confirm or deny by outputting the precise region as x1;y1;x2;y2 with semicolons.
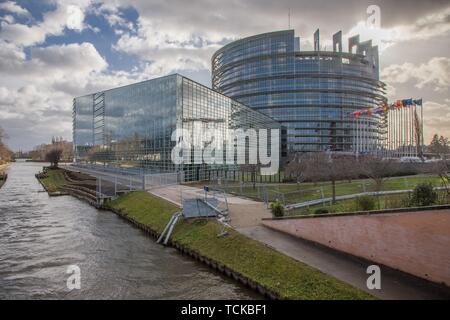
212;30;386;154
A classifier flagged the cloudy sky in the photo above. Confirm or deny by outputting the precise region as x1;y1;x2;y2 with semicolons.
0;0;449;151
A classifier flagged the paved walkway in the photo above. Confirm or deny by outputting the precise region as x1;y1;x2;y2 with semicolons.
150;184;272;227
238;225;450;300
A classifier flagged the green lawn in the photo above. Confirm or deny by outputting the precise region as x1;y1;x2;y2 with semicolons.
224;175;444;205
107;191;374;300
39;168;68;193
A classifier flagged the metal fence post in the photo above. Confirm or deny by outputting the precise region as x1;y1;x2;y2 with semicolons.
320;187;325;206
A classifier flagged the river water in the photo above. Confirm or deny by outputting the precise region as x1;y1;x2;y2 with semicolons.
0;162;257;299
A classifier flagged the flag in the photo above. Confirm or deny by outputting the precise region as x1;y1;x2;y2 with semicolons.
403;99;413;106
413;98;423;106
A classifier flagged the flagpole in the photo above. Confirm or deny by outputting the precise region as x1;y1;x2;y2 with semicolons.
421;102;424;157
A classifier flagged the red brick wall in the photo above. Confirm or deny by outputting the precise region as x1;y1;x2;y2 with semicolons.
263;210;450;286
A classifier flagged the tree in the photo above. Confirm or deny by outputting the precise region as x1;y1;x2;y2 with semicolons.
284;153;310;185
429;134;449;158
358;156;395;193
0;126;13;164
45;148;63;168
431;160;450;196
302;152;356;204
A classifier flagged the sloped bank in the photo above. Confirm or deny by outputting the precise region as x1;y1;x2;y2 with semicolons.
0;173;7;189
105;191;374;300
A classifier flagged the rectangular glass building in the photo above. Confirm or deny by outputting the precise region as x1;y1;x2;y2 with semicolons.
73;74;280;181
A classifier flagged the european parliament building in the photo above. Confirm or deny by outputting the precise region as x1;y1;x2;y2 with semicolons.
73;74;280;181
73;29;387;180
212;30;386;153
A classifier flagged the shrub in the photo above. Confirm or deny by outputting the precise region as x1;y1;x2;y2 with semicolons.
385;195;410;209
270;200;285;217
410;182;437;207
355;195;376;211
314;208;329;215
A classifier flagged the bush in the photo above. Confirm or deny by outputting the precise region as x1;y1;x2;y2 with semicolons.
410;182;437;207
314;208;329;215
270;200;285;217
355;195;376;211
385;195;410;209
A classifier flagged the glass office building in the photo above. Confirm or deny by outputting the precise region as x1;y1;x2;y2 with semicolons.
212;30;387;153
73;74;280;181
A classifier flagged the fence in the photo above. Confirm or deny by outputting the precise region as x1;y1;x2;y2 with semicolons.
143;172;184;190
207;176;424;207
64;164;184;200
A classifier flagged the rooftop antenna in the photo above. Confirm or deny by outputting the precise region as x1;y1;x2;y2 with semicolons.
288;8;291;29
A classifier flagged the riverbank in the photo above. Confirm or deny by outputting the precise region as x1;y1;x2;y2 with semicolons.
105;191;374;300
0;173;7;189
0;163;9;189
35;167;68;195
35;167;97;199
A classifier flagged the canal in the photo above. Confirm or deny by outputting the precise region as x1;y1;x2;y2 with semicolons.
0;162;258;299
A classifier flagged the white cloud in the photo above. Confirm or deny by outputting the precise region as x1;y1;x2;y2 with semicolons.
345;6;450;52
0;1;30;17
0;1;90;47
0;41;119;148
423;101;450;142
1;15;15;24
381;57;450;92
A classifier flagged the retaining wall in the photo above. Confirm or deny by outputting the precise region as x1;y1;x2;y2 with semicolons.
262;210;450;286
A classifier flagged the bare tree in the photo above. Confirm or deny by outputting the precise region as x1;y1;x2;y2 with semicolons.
358;156;395;192
284;153;309;185
0;126;13;163
45;148;63;168
302;152;355;204
431;160;450;195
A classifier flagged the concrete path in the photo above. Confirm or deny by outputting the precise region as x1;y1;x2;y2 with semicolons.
150;184;272;227
238;225;450;300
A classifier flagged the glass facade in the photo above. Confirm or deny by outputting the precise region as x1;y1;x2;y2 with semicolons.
212;30;387;153
73;74;280;181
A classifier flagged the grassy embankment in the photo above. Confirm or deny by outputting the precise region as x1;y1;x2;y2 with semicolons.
39;168;68;193
106;191;374;300
37;167;96;194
